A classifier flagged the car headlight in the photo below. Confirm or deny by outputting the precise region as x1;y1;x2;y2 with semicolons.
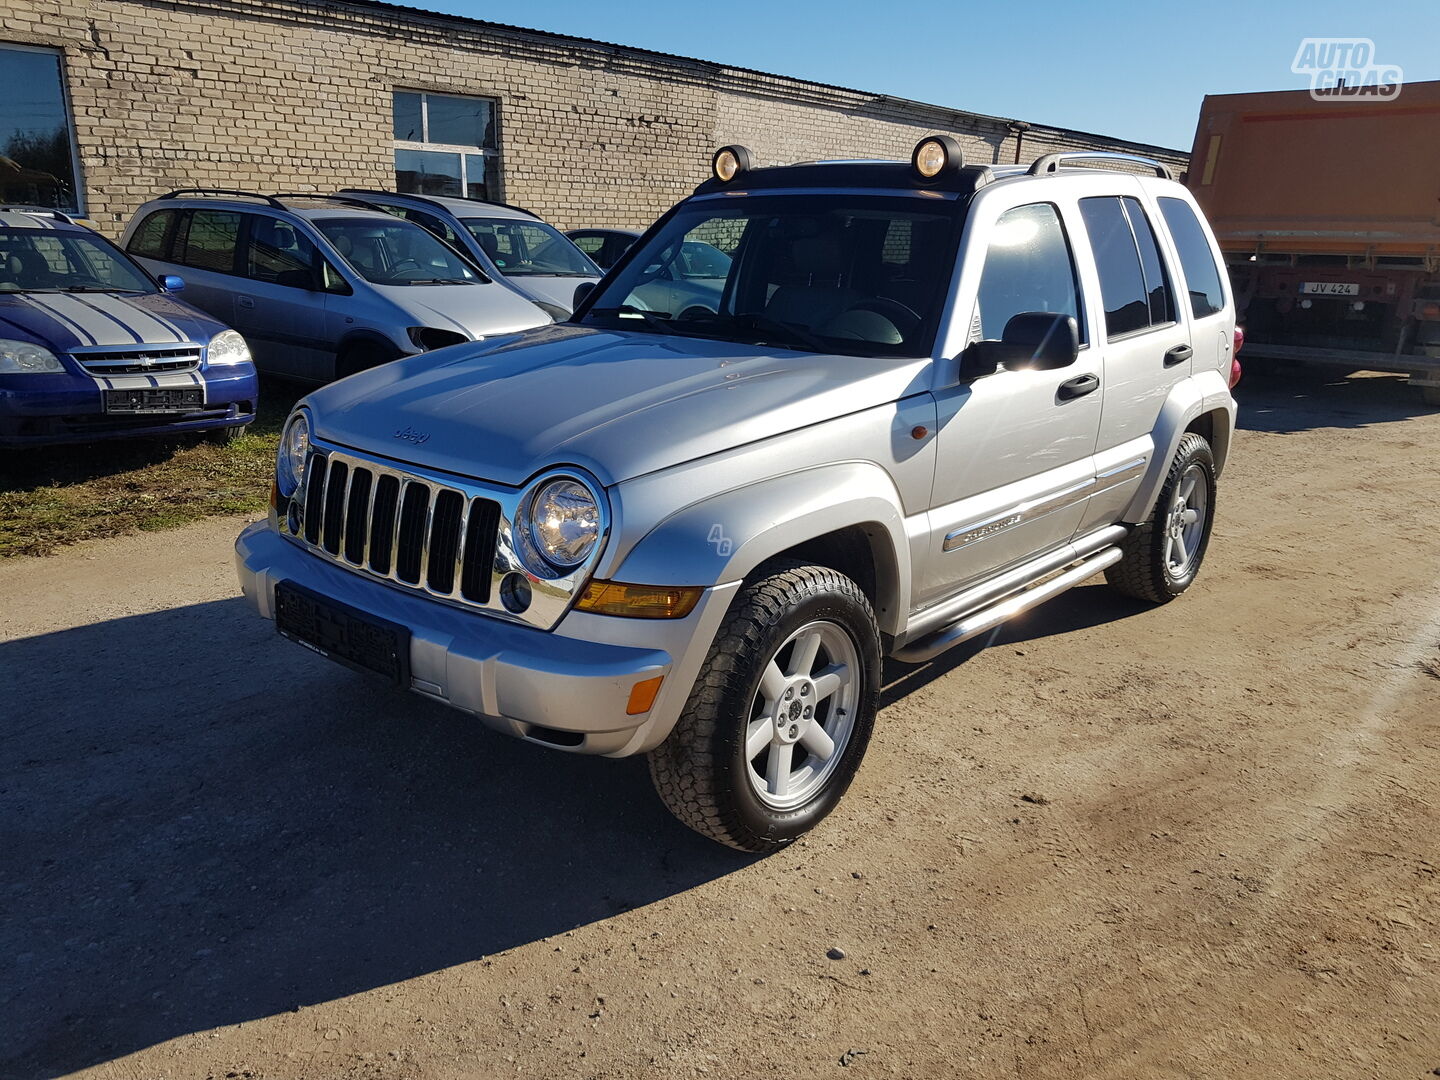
0;339;64;374
408;326;470;351
276;411;310;498
208;330;252;366
532;301;570;322
517;476;602;574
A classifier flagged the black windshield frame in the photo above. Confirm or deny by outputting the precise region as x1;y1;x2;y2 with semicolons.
574;193;966;359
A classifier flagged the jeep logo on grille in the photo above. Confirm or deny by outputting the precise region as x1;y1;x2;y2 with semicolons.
393;426;431;445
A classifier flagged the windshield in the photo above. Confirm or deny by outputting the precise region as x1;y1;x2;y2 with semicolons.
461;217;599;277
576;195;962;358
314;217;481;286
0;227;156;294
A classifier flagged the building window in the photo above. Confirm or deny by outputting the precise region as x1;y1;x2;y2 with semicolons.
0;44;82;213
392;90;499;202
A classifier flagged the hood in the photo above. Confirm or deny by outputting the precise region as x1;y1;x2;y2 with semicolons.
0;290;228;350
504;275;600;315
306;324;932;488
372;280;552;338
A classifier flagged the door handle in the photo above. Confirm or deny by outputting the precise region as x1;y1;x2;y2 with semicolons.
1164;344;1192;367
1057;373;1099;401
237;296;255;309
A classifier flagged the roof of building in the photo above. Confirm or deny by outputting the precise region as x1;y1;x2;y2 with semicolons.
314;0;1188;159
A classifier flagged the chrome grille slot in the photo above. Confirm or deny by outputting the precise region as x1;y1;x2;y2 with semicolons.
303;454;327;545
321;460;349;555
426;490;465;594
460;498;501;603
343;468;373;564
395;483;430;584
368;474;400;574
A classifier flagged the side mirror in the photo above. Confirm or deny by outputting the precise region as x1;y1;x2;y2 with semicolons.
160;275;185;292
573;281;596;310
960;312;1079;378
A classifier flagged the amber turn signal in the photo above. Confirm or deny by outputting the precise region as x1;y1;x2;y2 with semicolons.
576;580;702;619
626;675;665;715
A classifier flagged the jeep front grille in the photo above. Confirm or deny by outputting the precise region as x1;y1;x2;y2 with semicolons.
300;452;502;604
71;344;202;375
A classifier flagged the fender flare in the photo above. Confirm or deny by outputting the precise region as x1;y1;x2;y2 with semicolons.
1124;370;1236;522
611;460;912;634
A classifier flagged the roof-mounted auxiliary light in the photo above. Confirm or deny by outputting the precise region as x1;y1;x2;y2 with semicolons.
712;145;753;183
912;134;965;179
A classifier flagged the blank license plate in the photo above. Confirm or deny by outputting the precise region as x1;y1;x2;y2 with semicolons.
1299;282;1359;296
274;581;410;685
104;388;204;413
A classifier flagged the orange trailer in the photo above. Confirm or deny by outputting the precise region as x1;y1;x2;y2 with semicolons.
1187;82;1440;402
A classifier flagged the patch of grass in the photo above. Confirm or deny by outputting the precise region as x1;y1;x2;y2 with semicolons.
0;378;307;557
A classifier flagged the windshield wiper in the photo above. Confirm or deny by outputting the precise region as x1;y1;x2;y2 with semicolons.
63;286;145;294
404;278;472;285
586;305;679;334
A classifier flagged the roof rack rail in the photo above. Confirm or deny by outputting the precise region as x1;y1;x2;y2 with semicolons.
267;192;382;211
1027;152;1173;181
0;205;76;223
157;188;289;209
337;188;540;220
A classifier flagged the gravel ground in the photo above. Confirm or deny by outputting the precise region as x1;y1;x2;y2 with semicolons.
2;366;1437;1080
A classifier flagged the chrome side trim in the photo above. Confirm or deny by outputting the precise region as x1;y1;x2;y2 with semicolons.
911;523;1127;640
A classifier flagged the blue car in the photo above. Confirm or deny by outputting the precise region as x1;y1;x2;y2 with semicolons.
0;207;258;447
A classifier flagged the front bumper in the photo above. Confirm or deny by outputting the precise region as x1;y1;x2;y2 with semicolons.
235;521;739;756
0;366;259;446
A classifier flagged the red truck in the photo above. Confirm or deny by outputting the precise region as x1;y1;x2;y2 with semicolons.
1187;81;1440;403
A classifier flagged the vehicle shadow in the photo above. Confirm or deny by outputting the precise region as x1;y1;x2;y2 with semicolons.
0;597;751;1079
1235;365;1435;434
880;582;1149;706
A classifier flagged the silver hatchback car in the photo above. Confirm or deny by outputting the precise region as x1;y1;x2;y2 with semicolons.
121;190;552;381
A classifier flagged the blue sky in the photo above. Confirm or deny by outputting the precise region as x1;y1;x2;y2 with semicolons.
410;0;1440;150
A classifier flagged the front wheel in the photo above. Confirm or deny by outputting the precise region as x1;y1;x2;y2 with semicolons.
204;423;249;446
648;562;880;852
1106;432;1217;603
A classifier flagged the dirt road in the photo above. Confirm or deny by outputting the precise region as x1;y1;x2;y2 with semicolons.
3;367;1437;1080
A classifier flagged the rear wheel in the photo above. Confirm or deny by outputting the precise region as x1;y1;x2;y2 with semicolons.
648;561;880;852
1106;432;1217;604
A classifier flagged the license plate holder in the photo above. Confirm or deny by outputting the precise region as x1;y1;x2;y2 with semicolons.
104;387;204;413
1298;281;1360;297
274;581;411;686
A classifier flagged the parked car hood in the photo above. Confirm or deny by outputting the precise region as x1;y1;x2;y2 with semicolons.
374;280;553;338
307;324;931;487
0;290;227;350
505;275;601;315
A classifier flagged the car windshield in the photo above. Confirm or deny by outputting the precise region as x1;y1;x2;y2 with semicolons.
313;217;481;286
461;217;599;277
0;227;156;294
576;195;962;358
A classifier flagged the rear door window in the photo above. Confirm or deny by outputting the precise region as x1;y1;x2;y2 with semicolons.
1078;197;1150;338
176;209;242;274
1121;197;1175;327
1157;197;1226;319
126;210;177;259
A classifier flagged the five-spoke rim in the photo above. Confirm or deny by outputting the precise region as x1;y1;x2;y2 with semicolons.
744;619;860;810
1164;463;1208;577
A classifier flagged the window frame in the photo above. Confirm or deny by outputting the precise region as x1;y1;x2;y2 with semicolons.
0;42;85;215
392;89;502;202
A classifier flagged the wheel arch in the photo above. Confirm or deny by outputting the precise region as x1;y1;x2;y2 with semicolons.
1123;372;1235;521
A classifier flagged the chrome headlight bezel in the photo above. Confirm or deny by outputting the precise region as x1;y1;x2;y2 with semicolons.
0;338;64;374
276;410;311;499
514;473;605;578
207;329;252;367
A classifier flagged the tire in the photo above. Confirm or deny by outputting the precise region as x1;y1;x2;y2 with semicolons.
1106;432;1216;604
648;561;881;853
335;340;401;380
204;423;249;446
1420;385;1440;407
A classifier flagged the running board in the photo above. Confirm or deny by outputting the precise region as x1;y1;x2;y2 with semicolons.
891;545;1125;664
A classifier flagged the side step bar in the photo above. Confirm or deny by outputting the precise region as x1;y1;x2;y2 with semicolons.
892;540;1126;664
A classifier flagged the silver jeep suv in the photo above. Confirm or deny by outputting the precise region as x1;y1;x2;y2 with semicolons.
236;138;1239;852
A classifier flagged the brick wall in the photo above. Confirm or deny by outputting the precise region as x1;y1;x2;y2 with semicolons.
2;0;1189;237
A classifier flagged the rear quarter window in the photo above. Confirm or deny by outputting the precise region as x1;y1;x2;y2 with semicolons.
1158;197;1226;319
176;209;242;274
127;210;176;259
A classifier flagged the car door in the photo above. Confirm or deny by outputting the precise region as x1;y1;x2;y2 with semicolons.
919;196;1104;608
230;213;336;380
155;207;243;328
1070;190;1193;533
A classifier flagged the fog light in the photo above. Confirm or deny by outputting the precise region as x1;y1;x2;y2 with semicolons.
286;499;302;534
911;134;965;179
500;572;532;613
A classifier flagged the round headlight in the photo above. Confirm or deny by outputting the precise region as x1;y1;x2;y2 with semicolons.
912;135;965;179
276;412;310;498
712;144;753;183
523;478;601;572
207;329;252;366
